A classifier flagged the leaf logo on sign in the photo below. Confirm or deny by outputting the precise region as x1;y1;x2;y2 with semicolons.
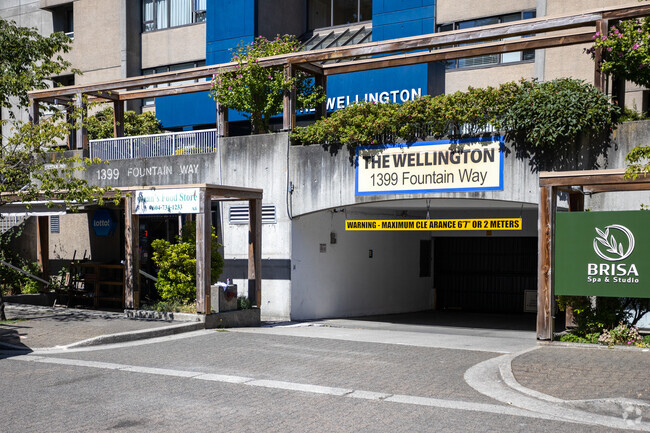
593;225;635;261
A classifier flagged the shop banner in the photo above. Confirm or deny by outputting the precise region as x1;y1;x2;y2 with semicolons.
555;211;650;298
134;188;200;215
355;137;504;196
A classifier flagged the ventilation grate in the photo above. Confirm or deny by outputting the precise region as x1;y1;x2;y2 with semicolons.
229;205;277;225
50;215;60;233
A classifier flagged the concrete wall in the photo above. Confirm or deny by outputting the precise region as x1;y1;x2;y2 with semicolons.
288;141;540;217
85;133;294;320
586;120;650;211
445;63;535;94
65;0;123;85
291;207;434;320
49;211;122;271
141;23;206;69
436;0;536;23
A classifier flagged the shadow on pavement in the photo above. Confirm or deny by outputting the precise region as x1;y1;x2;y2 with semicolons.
0;321;34;356
343;310;537;331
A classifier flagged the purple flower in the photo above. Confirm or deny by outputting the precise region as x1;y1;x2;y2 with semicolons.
602;35;608;41
618;33;623;38
633;43;640;50
607;47;612;52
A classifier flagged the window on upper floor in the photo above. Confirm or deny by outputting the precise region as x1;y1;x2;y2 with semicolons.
51;3;74;38
437;11;536;69
142;0;206;32
141;60;206;107
308;0;372;30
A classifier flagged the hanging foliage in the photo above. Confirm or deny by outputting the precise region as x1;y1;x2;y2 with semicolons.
291;78;619;172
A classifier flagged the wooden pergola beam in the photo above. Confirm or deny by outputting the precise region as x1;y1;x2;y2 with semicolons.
323;31;594;76
539;169;650;187
28;3;650;104
118;81;212;101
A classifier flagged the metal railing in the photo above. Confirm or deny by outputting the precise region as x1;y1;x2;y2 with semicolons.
0;215;27;234
89;128;218;161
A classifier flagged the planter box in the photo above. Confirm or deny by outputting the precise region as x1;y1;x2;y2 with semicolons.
205;308;261;329
125;310;205;322
125;308;260;328
4;293;56;307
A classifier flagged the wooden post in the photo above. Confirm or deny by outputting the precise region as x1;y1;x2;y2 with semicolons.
314;73;327;120
124;196;139;309
195;190;212;314
612;76;626;110
36;216;49;286
113;100;124;138
28;99;40;125
248;198;262;307
594;19;608;93
283;64;296;131
216;102;229;137
537;186;556;340
75;92;88;150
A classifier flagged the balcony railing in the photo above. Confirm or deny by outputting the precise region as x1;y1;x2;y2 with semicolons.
89;129;218;161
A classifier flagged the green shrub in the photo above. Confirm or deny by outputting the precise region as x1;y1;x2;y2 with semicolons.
144;300;197;313
151;222;224;304
237;296;251;310
644;335;650;346
557;296;637;336
559;333;590;344
599;323;645;347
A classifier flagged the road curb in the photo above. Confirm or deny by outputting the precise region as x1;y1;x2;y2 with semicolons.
62;321;205;349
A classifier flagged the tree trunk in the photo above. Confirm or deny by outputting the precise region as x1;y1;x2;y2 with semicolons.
0;295;6;321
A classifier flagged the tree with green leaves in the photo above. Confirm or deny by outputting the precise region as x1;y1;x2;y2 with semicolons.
211;35;325;134
0;18;115;319
86;107;163;140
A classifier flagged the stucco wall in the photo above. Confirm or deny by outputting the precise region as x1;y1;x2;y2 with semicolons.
288;141;539;217
141;23;206;70
291;208;434;320
436;0;536;23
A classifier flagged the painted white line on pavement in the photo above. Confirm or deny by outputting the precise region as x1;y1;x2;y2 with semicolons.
193;373;253;384
348;390;392;401
4;353;629;427
247;379;352;396
120;365;203;378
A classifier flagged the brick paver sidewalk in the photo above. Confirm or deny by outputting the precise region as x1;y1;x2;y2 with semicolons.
512;345;650;402
0;304;173;349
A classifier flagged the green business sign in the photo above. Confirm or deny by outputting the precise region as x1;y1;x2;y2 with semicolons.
555;211;650;298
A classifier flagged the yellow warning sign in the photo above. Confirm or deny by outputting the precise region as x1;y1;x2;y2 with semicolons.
345;218;522;231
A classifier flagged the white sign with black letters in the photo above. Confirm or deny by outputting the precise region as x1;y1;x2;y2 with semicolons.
134;188;200;214
355;138;504;195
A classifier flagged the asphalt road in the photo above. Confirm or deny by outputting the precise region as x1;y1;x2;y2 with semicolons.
0;329;641;432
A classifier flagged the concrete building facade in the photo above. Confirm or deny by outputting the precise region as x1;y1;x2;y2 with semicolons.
2;1;649;323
